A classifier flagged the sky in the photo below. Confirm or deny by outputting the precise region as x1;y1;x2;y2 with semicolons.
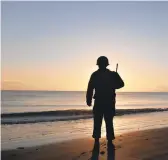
1;1;168;91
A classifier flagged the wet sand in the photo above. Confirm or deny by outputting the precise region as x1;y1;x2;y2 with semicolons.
2;127;168;160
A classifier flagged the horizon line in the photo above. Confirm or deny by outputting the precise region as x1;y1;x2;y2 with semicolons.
1;89;168;93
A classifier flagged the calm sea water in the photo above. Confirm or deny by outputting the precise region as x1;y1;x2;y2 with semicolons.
2;91;168;114
1;91;168;150
1;91;168;124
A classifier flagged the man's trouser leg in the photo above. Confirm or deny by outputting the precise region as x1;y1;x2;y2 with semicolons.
104;110;115;140
92;110;103;139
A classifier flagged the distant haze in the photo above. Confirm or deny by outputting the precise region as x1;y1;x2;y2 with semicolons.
1;1;168;91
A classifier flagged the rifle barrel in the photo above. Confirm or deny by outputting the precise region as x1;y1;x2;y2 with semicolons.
116;63;118;72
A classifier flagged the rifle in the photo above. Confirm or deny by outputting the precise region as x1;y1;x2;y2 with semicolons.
116;63;118;72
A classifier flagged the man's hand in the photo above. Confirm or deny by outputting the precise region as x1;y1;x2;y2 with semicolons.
87;101;92;107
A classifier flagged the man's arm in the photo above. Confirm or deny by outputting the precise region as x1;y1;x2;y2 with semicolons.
113;72;124;89
86;74;94;106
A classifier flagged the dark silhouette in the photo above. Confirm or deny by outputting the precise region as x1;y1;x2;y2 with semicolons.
86;56;124;142
107;141;115;160
91;140;100;160
91;140;115;160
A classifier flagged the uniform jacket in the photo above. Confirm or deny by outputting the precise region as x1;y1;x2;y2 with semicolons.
86;69;124;105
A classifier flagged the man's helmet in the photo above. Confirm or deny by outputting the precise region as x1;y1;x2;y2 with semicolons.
96;56;109;66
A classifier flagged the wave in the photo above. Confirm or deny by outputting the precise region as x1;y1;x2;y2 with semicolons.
1;108;168;125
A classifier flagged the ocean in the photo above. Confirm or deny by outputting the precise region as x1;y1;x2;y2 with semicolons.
1;91;168;150
1;91;168;124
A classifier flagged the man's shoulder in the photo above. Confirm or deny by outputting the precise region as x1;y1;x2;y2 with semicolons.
107;70;119;78
91;71;99;77
91;69;116;75
107;69;116;74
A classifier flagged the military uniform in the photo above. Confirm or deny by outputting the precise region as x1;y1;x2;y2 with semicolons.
86;68;124;140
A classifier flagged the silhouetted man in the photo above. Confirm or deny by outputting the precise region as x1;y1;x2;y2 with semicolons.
86;56;124;142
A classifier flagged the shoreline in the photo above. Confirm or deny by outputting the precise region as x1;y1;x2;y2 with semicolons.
2;111;168;151
2;127;168;160
2;108;168;125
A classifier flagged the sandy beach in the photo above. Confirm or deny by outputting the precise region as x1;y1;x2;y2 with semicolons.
2;127;168;160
